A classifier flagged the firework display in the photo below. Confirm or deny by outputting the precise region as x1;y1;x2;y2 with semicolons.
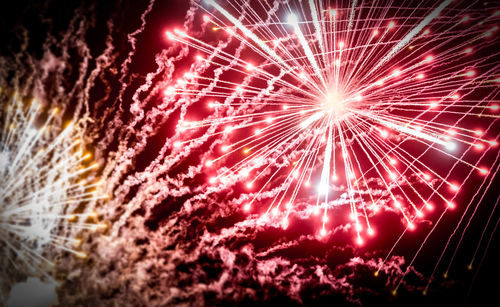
167;0;498;242
166;0;500;283
0;91;106;294
0;0;499;305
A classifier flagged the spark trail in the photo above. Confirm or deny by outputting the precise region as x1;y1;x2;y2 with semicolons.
0;90;106;293
164;0;500;248
3;1;496;304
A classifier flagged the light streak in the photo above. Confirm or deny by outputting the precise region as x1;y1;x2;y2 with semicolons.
163;0;500;294
163;0;500;246
0;92;106;288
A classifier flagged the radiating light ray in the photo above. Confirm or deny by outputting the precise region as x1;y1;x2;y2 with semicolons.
421;145;500;294
389;119;500;295
162;0;499;294
0;92;107;289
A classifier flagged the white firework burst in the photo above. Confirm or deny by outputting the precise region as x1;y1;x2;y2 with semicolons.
0;90;107;290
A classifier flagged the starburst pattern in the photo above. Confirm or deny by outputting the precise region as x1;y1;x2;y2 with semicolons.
0;91;106;288
165;0;500;247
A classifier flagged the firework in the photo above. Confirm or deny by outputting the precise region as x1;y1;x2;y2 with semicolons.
0;0;493;303
164;0;499;248
0;90;107;290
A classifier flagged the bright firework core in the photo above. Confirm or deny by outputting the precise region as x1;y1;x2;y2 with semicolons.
322;89;345;117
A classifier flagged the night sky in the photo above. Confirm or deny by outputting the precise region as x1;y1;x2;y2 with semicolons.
1;0;499;306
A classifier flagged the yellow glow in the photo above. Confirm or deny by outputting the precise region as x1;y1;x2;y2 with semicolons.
75;251;87;259
73;238;82;247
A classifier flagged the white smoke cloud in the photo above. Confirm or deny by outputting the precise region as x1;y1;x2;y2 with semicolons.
6;278;58;307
